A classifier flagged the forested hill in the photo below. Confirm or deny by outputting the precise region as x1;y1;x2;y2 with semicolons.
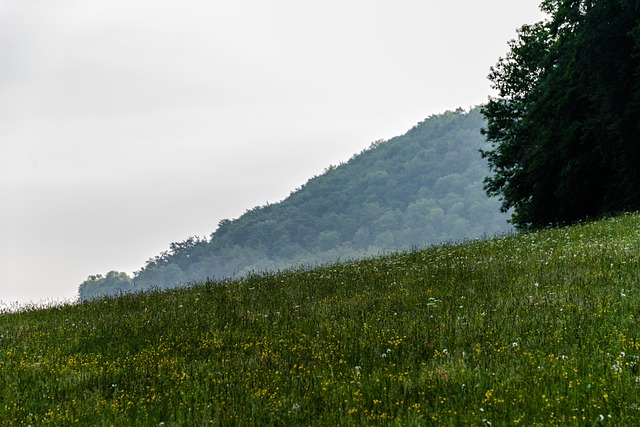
79;107;511;300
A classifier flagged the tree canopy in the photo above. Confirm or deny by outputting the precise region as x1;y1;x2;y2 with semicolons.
481;0;640;229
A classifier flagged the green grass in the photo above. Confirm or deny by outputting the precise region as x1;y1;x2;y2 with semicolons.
3;213;640;425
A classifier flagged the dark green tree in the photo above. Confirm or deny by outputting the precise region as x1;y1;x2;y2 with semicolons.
482;0;640;229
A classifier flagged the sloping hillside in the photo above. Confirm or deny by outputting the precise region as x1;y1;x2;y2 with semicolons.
80;107;510;299
6;213;640;424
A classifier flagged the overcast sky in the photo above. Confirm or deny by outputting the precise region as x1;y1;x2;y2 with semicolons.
0;1;545;308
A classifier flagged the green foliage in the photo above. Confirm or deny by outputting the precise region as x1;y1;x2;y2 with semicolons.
6;213;640;424
482;0;640;229
78;271;134;302
81;107;510;299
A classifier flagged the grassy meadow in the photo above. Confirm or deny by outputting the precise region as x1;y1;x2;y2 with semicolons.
3;214;640;425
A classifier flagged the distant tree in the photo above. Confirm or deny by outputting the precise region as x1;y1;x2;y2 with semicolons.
78;271;133;301
482;0;640;229
374;230;395;247
352;227;371;249
317;231;340;251
136;236;206;283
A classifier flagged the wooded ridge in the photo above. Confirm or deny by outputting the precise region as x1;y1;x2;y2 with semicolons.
79;107;510;300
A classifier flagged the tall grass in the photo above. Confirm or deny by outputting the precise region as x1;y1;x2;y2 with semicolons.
2;214;640;425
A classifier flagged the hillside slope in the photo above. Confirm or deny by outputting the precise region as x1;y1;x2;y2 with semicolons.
5;213;640;424
80;107;510;299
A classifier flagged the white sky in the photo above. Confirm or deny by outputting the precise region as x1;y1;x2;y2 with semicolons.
0;0;545;307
